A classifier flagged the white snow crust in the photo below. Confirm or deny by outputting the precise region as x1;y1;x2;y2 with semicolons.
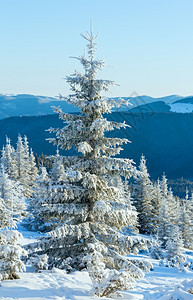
170;103;193;113
0;226;193;300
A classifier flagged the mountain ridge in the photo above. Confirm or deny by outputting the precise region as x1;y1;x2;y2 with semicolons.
1;112;193;180
0;93;185;119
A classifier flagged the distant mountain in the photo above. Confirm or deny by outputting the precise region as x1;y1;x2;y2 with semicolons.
1;112;193;180
0;94;184;119
173;96;193;104
0;94;78;119
125;97;193;114
112;95;183;112
129;94;183;106
1;94;193;182
129;101;171;113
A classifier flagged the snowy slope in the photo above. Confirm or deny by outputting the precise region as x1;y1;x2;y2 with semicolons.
170;103;193;113
1;265;193;300
116;97;193;114
170;97;193;113
0;94;79;119
0;226;193;300
1;253;193;299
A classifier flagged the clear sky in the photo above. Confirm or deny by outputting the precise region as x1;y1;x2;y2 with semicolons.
1;0;193;98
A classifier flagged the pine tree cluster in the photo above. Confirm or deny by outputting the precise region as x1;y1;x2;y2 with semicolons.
0;135;36;279
133;155;193;265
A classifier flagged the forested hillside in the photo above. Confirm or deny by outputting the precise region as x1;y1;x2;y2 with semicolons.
1;111;193;180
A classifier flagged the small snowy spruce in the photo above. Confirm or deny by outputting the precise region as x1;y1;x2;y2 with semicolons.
165;225;185;267
133;155;155;234
16;135;33;198
50;149;65;182
157;196;173;248
0;166;26;219
179;191;193;249
25;166;53;232
1;137;18;180
0;229;26;280
28;148;38;195
151;179;162;233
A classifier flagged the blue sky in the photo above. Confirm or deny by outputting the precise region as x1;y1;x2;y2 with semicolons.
1;0;193;98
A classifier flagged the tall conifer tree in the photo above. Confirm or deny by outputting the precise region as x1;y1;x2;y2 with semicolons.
27;27;152;296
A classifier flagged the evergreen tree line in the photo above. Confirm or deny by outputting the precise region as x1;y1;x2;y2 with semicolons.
167;177;193;198
1;135;192;288
0;27;192;297
133;155;193;264
0;135;38;280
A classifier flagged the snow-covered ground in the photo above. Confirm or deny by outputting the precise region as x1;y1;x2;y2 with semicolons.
170;103;193;113
0;226;193;300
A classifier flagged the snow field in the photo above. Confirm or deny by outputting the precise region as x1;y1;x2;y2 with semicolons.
170;103;193;113
0;245;193;300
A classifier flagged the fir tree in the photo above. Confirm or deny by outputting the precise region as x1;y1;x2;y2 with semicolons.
179;196;193;249
165;225;185;267
160;173;168;199
0;229;26;280
26;27;152;296
151;179;162;233
28;148;38;197
0;166;26;218
15;135;35;198
0;167;26;280
1;137;18;180
167;187;180;226
133;155;155;234
25;166;52;232
156;174;181;245
157;197;173;248
50;149;65;182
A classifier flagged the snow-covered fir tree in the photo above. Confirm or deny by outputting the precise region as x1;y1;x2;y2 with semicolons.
156;175;180;229
157;197;173;248
1;137;18;180
166;187;180;227
26;27;152;297
0;166;26;218
28;148;38;197
50;149;65;182
23;135;30;162
0;167;26;280
151;179;162;233
15;135;36;198
155;174;182;246
0;228;26;280
16;135;30;197
165;225;185;267
160;173;168;199
25;166;53;232
179;194;193;249
133;154;155;234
